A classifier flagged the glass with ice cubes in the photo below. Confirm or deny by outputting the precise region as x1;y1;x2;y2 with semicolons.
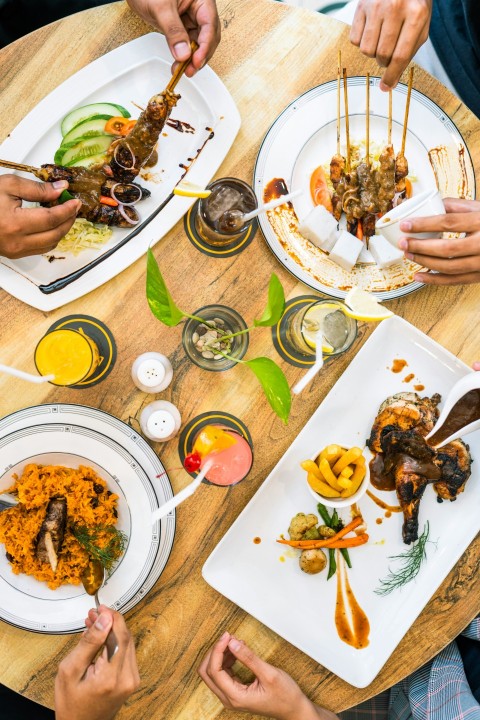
286;300;357;357
196;178;257;246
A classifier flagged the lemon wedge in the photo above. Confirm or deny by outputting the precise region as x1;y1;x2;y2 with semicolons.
173;181;211;198
343;287;394;321
301;302;337;352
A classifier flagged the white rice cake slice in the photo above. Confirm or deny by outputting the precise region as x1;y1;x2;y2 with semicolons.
298;205;338;252
329;230;363;272
369;233;404;269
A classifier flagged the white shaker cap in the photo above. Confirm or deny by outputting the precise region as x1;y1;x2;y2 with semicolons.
147;410;176;439
136;358;166;388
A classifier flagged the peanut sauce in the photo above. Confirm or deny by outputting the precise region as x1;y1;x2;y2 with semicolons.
376;518;383;525
369;454;396;491
428;389;480;446
391;358;407;373
366;489;402;512
335;554;370;649
414;384;425;392
253;537;261;544
403;373;415;383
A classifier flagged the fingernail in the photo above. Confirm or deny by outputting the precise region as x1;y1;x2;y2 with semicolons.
379;81;391;92
406;253;414;261
74;200;82;213
229;638;241;652
95;613;111;630
52;180;68;190
400;221;412;231
398;239;408;250
220;631;229;640
173;42;190;60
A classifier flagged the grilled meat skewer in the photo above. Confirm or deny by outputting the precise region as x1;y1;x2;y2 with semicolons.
35;497;67;572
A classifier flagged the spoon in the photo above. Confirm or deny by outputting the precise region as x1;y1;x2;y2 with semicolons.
0;493;18;512
81;558;119;660
221;189;302;232
0;363;54;384
151;460;213;524
425;372;480;448
292;330;325;395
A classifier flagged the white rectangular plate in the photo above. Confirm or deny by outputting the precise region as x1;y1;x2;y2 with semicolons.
203;317;480;687
0;33;240;310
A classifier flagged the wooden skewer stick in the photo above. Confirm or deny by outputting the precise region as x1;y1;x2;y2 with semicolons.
336;51;341;157
388;89;392;146
166;41;199;94
366;72;370;167
0;159;40;175
343;67;351;173
401;66;414;157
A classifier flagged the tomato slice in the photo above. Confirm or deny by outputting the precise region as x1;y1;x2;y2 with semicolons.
310;166;333;212
104;117;137;136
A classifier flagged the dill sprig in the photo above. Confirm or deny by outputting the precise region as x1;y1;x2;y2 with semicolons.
72;524;127;575
375;521;435;596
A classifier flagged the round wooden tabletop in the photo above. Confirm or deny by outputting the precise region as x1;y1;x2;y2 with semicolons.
0;1;479;718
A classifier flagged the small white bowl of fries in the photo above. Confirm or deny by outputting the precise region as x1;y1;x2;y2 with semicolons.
301;443;371;509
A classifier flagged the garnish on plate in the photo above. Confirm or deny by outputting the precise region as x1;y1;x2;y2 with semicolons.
375;521;435;595
72;524;127;575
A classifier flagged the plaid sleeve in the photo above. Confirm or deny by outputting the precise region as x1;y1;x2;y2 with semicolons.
339;618;480;720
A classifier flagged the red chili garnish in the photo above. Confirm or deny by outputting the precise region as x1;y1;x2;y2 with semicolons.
184;453;201;472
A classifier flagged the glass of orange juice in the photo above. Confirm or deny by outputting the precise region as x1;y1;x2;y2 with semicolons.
34;329;100;386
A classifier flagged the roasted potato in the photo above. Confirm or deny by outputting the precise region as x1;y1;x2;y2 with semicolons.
299;548;327;574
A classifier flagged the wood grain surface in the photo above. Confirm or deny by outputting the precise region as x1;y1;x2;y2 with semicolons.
0;1;479;718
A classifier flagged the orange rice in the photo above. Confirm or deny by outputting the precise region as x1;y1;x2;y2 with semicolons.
0;464;120;590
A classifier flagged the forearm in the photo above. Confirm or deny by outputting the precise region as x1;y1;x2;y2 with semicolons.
283;697;340;720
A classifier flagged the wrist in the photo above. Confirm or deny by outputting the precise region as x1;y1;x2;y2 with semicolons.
281;696;326;720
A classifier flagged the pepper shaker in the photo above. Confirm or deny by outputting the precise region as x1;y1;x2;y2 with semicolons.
131;352;173;393
140;401;181;442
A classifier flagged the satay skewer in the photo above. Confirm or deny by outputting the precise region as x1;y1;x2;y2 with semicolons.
342;67;351;173
388;89;392;147
377;88;396;215
400;66;414;157
336;51;341;157
366;73;370;167
166;41;199;94
395;66;414;197
0;159;42;176
330;52;346;220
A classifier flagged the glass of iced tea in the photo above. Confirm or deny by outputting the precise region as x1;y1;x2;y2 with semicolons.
286;300;357;358
195;177;258;246
34;328;101;386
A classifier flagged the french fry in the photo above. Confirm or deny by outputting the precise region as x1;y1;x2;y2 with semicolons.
340;466;354;479
338;477;353;489
301;460;324;481
319;458;343;491
340;463;366;497
307;472;341;497
332;447;363;475
318;444;344;467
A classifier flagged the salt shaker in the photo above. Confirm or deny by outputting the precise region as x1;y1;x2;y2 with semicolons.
131;352;173;393
140;401;181;442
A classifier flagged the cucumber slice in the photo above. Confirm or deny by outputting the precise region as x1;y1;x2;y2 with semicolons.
61;103;131;136
61;116;113;146
62;135;113;166
66;152;109;168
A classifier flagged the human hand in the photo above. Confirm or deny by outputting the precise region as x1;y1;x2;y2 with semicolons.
349;0;433;90
126;0;221;77
55;606;140;720
398;198;480;285
0;175;80;259
198;632;338;720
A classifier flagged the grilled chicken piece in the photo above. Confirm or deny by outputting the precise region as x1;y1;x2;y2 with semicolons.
368;392;441;453
35;497;67;572
434;439;472;501
381;429;441;544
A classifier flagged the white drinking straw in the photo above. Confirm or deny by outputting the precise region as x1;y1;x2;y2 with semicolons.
151;460;214;524
292;330;324;395
0;363;54;384
242;189;303;222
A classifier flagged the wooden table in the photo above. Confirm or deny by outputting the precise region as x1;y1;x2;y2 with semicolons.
0;1;479;717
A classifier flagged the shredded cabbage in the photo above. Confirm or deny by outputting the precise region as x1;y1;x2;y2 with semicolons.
57;218;113;256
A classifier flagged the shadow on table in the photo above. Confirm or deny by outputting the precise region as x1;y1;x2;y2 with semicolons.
0;684;54;720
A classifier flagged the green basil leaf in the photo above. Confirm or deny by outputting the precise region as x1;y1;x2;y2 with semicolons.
146;248;185;327
244;357;291;423
254;273;285;327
